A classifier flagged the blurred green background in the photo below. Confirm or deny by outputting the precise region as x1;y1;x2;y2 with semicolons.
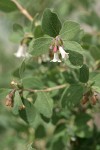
0;0;100;150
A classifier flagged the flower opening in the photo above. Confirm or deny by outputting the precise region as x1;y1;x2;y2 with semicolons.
14;44;31;58
50;53;61;62
59;46;69;59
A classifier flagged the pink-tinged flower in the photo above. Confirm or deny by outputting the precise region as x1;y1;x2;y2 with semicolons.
59;46;69;59
14;44;31;58
51;53;61;62
53;46;58;52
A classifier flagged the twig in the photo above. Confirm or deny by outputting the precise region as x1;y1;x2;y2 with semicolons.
23;84;67;93
90;31;100;36
11;0;33;21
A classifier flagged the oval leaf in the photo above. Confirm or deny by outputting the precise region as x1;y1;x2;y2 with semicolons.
19;98;39;125
68;50;83;66
12;91;23;115
61;84;84;108
30;37;52;56
34;92;53;118
22;77;44;89
42;8;62;37
64;41;83;54
79;64;89;83
0;0;17;12
60;21;80;40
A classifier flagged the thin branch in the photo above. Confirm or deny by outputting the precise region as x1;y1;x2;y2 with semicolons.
23;84;67;93
90;31;100;36
11;0;33;21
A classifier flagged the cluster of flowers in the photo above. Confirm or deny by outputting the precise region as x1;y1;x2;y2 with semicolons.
14;35;69;62
81;91;99;105
50;36;69;62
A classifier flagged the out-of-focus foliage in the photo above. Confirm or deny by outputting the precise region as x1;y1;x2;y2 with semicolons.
0;0;100;150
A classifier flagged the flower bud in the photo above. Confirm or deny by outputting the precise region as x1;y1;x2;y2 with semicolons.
19;105;25;110
91;95;97;105
81;95;89;105
11;80;18;86
5;90;16;107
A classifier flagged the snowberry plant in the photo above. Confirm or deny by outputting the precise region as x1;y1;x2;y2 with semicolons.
0;5;100;150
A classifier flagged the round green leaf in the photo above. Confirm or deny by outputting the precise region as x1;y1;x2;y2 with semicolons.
42;8;62;37
19;98;39;125
34;92;53;118
61;84;84;108
60;21;80;40
0;0;17;12
30;37;52;56
68;50;83;66
64;41;83;54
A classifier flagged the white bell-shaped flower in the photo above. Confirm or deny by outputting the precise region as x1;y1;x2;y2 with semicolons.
59;46;69;59
51;53;61;62
14;44;30;58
